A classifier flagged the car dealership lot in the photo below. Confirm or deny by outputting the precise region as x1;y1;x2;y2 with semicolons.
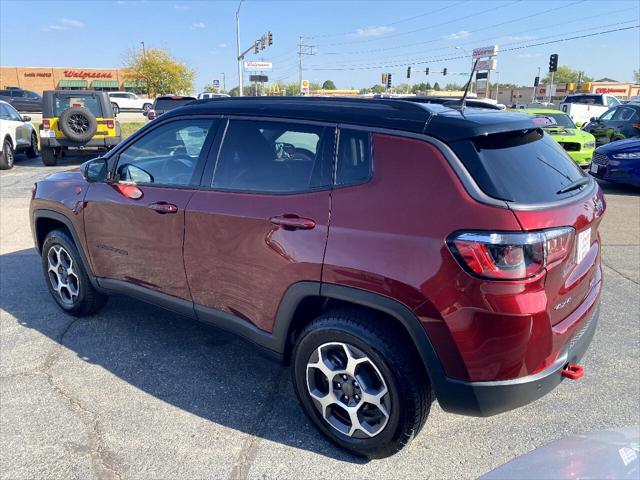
1;156;639;479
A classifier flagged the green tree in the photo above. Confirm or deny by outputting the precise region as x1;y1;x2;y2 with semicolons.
322;80;337;90
124;47;195;96
634;70;640;83
394;83;411;94
425;81;432;90
411;82;430;94
433;82;441;91
444;83;464;91
543;66;592;84
359;87;372;94
371;84;386;94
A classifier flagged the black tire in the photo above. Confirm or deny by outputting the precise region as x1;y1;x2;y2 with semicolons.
142;103;152;113
41;229;107;316
41;147;58;166
58;107;97;142
291;308;431;459
0;137;14;170
25;132;38;158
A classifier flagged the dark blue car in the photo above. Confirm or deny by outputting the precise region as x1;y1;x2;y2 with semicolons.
589;138;640;187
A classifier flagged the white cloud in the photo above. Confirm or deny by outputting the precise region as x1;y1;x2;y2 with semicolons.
190;22;206;29
218;42;228;48
354;25;395;37
503;35;536;42
174;4;190;10
517;52;542;58
444;30;471;40
60;18;84;28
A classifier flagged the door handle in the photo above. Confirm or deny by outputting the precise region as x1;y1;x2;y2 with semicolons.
270;215;316;230
148;202;178;214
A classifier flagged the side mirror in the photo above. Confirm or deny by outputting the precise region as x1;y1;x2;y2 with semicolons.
590;117;597;122
80;157;108;183
22;115;31;122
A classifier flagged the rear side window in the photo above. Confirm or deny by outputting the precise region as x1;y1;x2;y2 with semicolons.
451;129;587;203
336;129;372;186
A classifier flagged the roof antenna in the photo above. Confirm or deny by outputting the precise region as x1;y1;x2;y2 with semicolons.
460;58;479;112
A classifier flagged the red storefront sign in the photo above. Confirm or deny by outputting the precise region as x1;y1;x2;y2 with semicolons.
595;87;628;94
63;70;113;79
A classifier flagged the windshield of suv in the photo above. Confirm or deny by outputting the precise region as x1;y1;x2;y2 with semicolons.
451;129;587;203
153;97;195;112
53;95;103;117
563;95;604;105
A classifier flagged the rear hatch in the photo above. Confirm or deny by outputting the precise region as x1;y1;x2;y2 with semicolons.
451;128;605;325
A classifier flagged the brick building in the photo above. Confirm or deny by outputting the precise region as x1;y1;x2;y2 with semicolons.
0;66;144;93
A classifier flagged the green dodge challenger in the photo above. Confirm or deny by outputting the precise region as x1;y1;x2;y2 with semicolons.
519;109;596;166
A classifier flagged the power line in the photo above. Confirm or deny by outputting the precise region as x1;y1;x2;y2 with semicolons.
313;0;523;47
305;1;468;39
306;25;639;71
310;18;638;69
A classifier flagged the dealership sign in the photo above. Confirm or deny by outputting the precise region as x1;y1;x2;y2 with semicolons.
475;58;497;71
243;61;272;70
472;45;499;58
63;70;113;78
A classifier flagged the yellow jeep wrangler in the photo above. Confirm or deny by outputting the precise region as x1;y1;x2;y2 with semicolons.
39;90;122;166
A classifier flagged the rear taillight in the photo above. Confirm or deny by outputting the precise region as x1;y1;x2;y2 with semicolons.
42;119;50;129
448;227;574;280
106;120;115;129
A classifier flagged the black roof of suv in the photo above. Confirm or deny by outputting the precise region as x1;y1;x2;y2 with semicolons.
164;96;536;142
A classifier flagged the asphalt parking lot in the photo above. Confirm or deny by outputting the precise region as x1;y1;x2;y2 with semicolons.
1;153;639;479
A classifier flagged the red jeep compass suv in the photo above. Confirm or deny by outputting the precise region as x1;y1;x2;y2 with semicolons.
30;97;604;458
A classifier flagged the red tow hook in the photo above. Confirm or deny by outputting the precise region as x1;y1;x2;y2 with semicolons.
562;363;585;380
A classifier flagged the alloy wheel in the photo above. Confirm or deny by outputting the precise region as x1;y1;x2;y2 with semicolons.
68;113;89;134
306;342;390;439
47;245;79;305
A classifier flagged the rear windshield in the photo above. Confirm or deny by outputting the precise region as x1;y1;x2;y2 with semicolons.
451;129;587;203
153;97;195;111
563;95;603;105
53;95;103;117
536;113;575;128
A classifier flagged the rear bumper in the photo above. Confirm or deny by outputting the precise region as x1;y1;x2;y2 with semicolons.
40;136;121;148
433;302;599;416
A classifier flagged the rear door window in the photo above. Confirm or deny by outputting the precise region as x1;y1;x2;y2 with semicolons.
212;119;332;193
564;95;603;105
451;129;587;203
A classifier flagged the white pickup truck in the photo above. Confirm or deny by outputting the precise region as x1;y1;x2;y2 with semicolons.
560;93;621;126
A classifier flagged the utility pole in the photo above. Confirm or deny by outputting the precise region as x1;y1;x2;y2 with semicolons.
236;0;244;96
494;71;499;101
221;72;226;91
140;41;149;98
297;36;314;95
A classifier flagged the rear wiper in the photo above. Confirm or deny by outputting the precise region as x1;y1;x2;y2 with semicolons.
557;177;590;194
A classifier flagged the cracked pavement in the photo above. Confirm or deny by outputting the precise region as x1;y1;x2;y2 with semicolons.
1;155;639;479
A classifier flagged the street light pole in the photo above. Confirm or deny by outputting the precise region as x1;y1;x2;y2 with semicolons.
140;41;149;98
236;0;244;96
221;72;226;91
494;71;499;101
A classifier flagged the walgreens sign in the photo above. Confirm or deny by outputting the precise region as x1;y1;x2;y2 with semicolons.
63;70;113;79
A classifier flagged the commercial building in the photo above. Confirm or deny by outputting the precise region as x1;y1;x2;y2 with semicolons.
0;66;144;94
492;81;640;106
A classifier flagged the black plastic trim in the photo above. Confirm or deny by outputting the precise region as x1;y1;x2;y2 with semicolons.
32;209;101;290
435;302;600;416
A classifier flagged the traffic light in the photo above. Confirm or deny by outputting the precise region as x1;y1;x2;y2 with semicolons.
382;73;387;85
534;76;539;87
407;66;412;79
386;73;392;89
425;67;429;75
549;54;558;73
260;36;265;50
267;31;273;47
254;41;259;54
443;68;447;76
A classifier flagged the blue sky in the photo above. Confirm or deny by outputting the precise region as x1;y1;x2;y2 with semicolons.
1;0;638;91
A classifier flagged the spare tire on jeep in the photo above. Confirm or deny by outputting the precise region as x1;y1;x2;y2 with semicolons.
58;107;97;143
